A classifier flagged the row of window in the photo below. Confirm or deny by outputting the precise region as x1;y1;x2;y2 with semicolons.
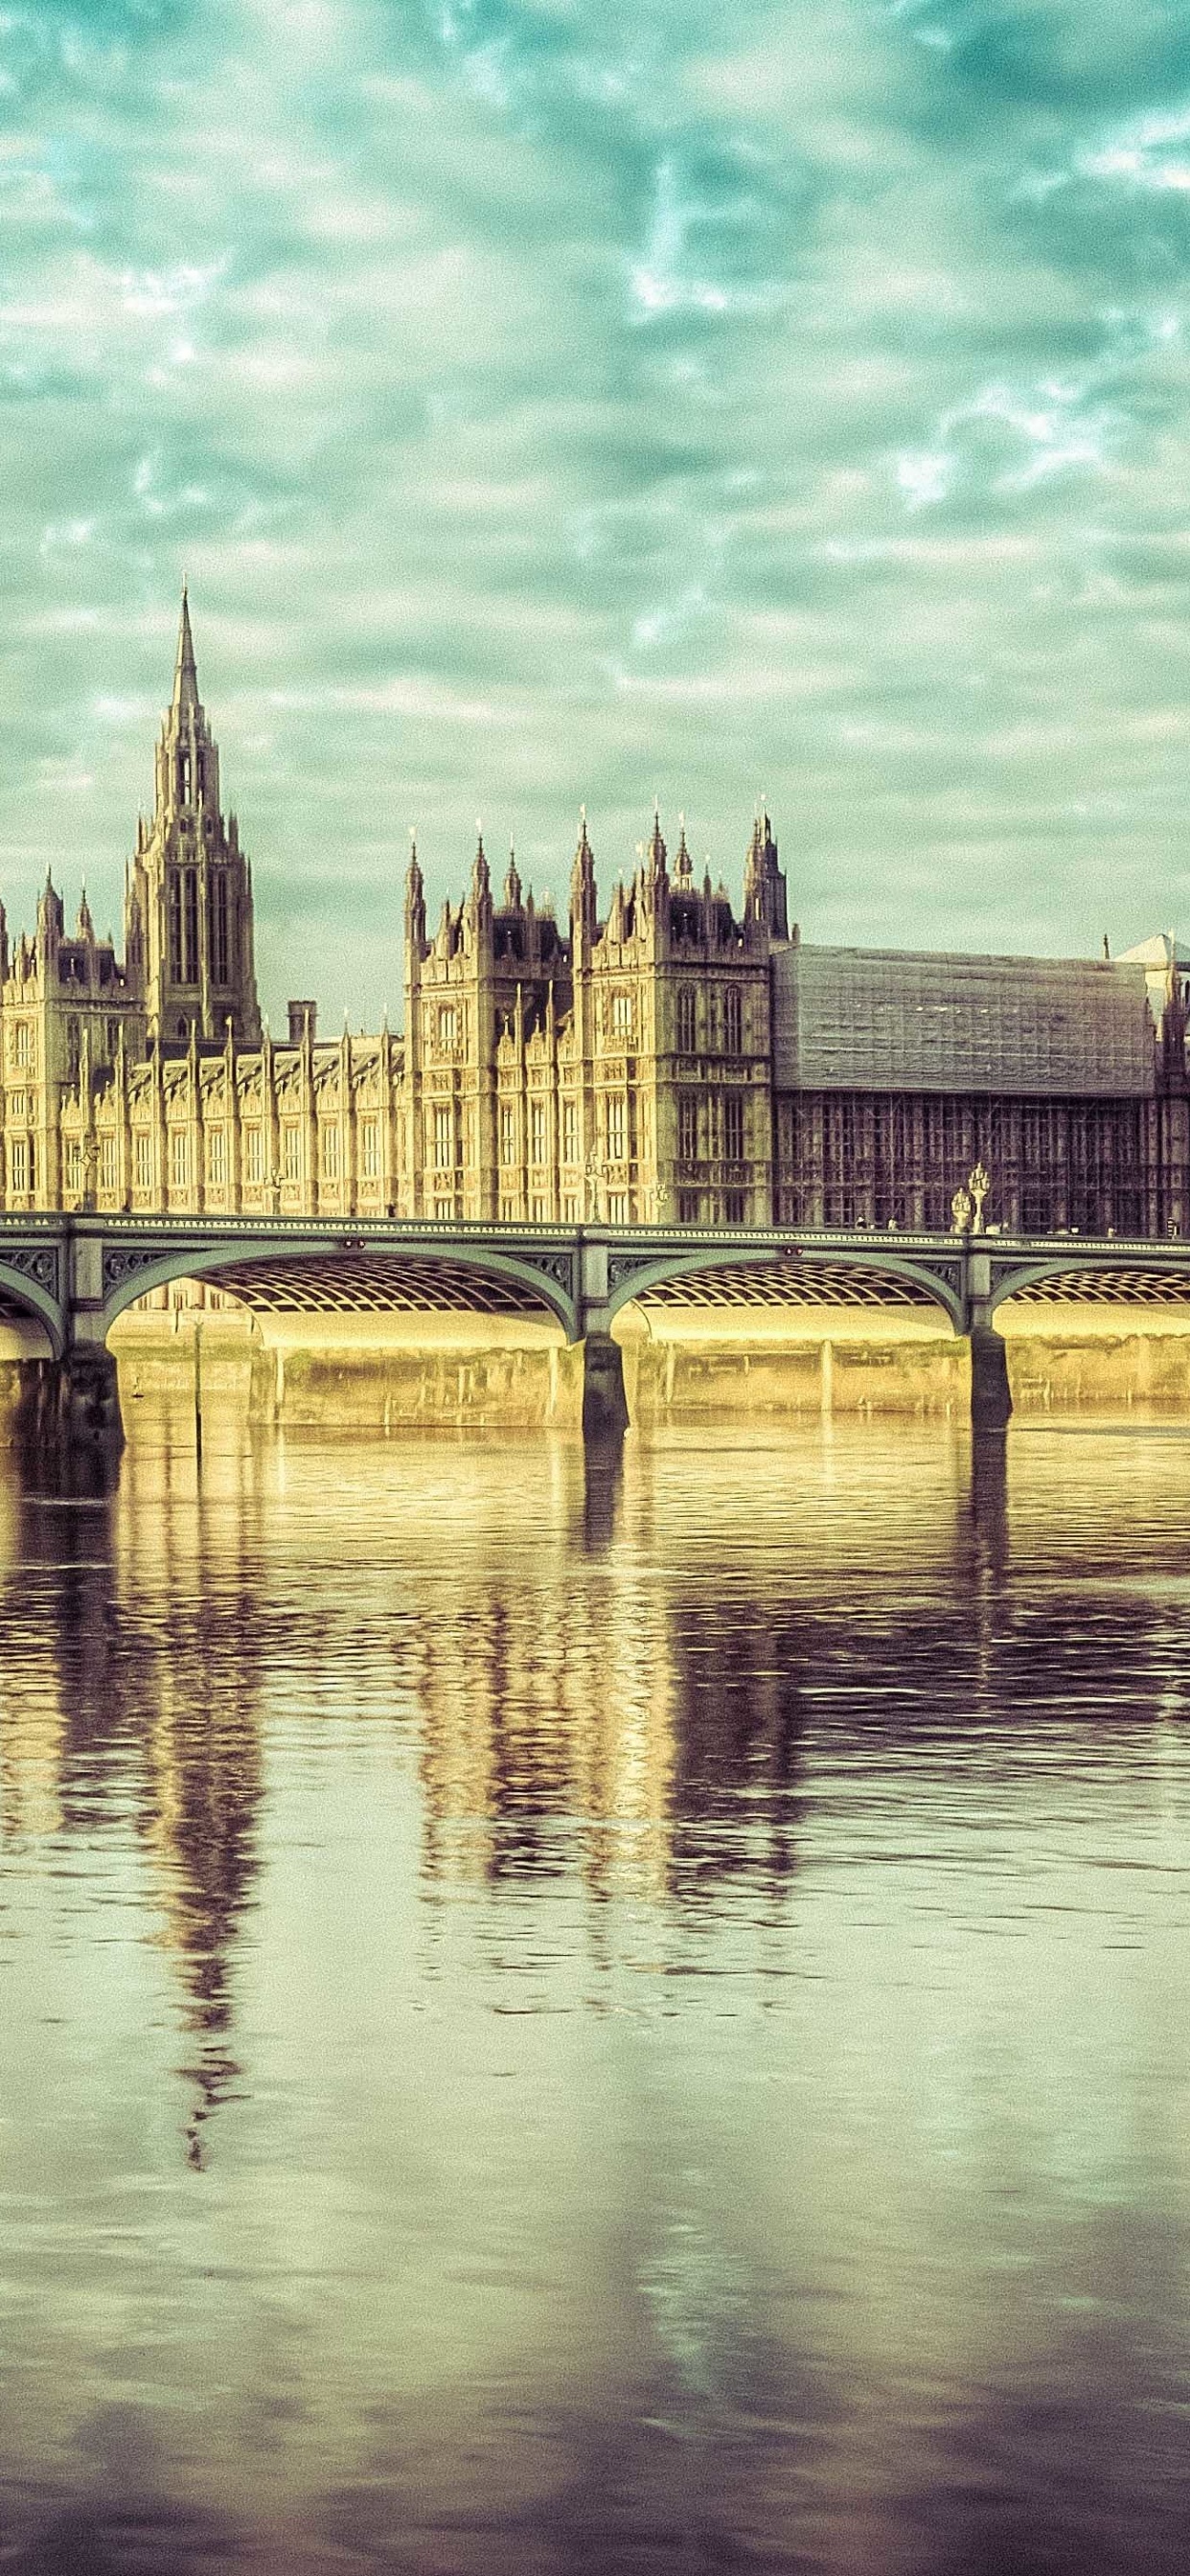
166;867;234;988
779;1094;1150;1171
432;983;748;1058
678;1092;746;1162
678;1190;749;1224
492;1191;635;1224
675;984;744;1054
51;1119;387;1196
491;1099;642;1167
63;1018;125;1081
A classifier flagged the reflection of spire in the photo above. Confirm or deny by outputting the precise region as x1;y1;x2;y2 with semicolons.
141;1683;259;2161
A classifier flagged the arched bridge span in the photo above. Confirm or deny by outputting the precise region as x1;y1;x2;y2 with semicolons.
989;1257;1190;1318
100;1234;575;1337
607;1245;966;1331
9;1212;1190;1444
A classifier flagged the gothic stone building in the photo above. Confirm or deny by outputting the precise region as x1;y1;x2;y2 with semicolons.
1;597;1187;1235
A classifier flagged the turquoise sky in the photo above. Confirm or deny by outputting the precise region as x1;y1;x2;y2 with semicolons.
4;0;1190;1021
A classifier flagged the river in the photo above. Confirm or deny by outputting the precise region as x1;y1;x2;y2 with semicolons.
1;1412;1189;2572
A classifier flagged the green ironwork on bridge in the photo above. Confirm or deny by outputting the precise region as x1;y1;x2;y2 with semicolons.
3;1208;1190;1445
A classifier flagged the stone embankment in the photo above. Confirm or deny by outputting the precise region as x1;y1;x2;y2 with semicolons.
77;1299;1190;1433
3;1299;1189;1439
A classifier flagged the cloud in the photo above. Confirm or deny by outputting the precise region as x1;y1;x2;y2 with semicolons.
1;0;1190;1023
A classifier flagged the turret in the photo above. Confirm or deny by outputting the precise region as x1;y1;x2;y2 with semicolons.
643;803;668;886
464;831;493;953
569;810;598;951
36;872;63;962
403;836;426;955
640;802;671;940
743;807;788;941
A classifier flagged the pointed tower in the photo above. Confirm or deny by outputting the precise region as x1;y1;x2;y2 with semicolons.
126;591;261;1049
569;809;598;956
743;808;789;942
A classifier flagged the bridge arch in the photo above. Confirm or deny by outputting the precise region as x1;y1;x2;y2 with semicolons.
607;1244;965;1332
100;1235;579;1342
0;1261;64;1359
988;1256;1190;1320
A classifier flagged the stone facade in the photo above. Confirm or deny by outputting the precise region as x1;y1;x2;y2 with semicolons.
2;596;1188;1234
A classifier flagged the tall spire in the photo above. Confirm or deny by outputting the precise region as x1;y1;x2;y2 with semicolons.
570;806;597;946
172;585;200;719
128;586;260;1046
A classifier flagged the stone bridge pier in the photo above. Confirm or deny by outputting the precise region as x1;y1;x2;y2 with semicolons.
53;1232;125;1451
575;1233;630;1442
964;1250;1013;1430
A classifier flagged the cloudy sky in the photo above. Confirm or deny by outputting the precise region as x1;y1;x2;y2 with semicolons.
4;0;1190;1022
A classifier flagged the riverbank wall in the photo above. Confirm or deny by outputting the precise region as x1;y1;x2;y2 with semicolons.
79;1300;1190;1434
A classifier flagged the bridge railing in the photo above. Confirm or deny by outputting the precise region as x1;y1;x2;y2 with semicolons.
0;1210;1183;1256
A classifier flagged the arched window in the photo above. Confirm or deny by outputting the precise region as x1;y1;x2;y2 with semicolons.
208;871;229;985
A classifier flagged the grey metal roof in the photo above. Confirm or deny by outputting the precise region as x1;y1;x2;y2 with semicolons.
771;944;1157;1097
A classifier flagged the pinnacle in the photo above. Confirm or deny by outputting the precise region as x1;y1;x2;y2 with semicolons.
172;586;200;718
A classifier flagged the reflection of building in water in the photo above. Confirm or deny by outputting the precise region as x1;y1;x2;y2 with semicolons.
665;1601;806;1900
414;1572;678;1898
0;1481;114;1841
411;1451;808;1902
115;1441;266;2162
0;1441;267;2163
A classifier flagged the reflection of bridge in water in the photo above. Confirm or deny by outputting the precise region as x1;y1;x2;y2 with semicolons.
5;1211;1190;1438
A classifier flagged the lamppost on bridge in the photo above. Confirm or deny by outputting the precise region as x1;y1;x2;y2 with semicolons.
584;1145;609;1225
951;1163;993;1237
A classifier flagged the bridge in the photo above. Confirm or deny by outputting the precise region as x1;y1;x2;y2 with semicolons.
4;1208;1190;1445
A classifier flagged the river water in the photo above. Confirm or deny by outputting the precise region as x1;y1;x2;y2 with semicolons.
2;1412;1190;2573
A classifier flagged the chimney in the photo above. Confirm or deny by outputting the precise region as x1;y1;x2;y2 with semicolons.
287;999;317;1045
